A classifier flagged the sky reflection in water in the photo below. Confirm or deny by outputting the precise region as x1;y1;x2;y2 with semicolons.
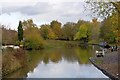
27;59;108;78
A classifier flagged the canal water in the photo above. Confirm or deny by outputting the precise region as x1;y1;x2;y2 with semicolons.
5;45;108;78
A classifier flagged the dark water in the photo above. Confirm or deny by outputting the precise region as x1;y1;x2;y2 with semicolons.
5;45;108;78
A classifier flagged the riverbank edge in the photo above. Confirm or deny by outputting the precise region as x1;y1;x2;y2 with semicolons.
89;57;118;80
2;48;29;77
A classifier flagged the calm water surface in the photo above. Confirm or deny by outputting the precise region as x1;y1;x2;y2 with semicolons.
6;45;108;78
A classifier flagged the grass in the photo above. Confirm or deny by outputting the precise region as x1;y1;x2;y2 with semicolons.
45;40;81;49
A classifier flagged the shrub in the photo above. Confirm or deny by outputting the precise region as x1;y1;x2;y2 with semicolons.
24;27;45;50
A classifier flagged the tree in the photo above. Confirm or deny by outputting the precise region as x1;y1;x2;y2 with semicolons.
24;27;45;50
22;19;45;50
100;13;118;43
89;18;100;43
50;20;62;39
86;0;120;43
18;21;23;41
48;29;56;39
22;19;37;30
40;24;50;39
74;23;92;42
2;26;17;45
61;22;76;40
86;0;120;18
40;24;56;39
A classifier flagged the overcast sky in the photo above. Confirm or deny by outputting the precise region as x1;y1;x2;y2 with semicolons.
0;0;95;30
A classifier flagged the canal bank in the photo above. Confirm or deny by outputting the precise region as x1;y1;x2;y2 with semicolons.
89;50;119;80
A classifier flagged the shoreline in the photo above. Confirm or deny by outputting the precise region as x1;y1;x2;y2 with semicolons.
89;50;119;80
89;58;118;80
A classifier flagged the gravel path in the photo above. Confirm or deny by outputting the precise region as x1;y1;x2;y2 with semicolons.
90;49;119;80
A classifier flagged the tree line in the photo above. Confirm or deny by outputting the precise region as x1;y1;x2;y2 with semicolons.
2;0;120;49
18;18;101;44
2;13;118;50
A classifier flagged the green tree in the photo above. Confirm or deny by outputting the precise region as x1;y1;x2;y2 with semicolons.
74;23;92;42
18;21;23;41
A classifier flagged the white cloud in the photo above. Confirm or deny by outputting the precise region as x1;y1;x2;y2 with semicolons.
0;0;86;3
0;1;93;30
0;12;29;29
1;2;52;15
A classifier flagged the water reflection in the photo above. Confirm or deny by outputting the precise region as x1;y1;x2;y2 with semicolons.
27;60;107;78
5;45;108;78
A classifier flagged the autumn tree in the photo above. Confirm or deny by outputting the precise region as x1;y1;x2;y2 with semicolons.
40;24;50;39
76;20;89;28
22;19;36;30
50;20;62;39
40;24;56;39
22;19;45;49
61;22;76;40
18;21;23;41
90;18;100;43
48;29;56;39
24;27;45;49
100;13;118;43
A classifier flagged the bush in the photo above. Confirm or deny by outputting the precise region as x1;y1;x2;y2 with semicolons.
24;27;45;50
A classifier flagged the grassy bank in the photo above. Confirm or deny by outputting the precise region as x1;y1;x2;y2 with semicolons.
45;40;81;49
2;48;29;76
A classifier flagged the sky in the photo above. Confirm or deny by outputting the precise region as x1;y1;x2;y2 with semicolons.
0;0;94;30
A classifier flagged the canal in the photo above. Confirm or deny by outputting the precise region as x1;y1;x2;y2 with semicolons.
5;45;108;78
